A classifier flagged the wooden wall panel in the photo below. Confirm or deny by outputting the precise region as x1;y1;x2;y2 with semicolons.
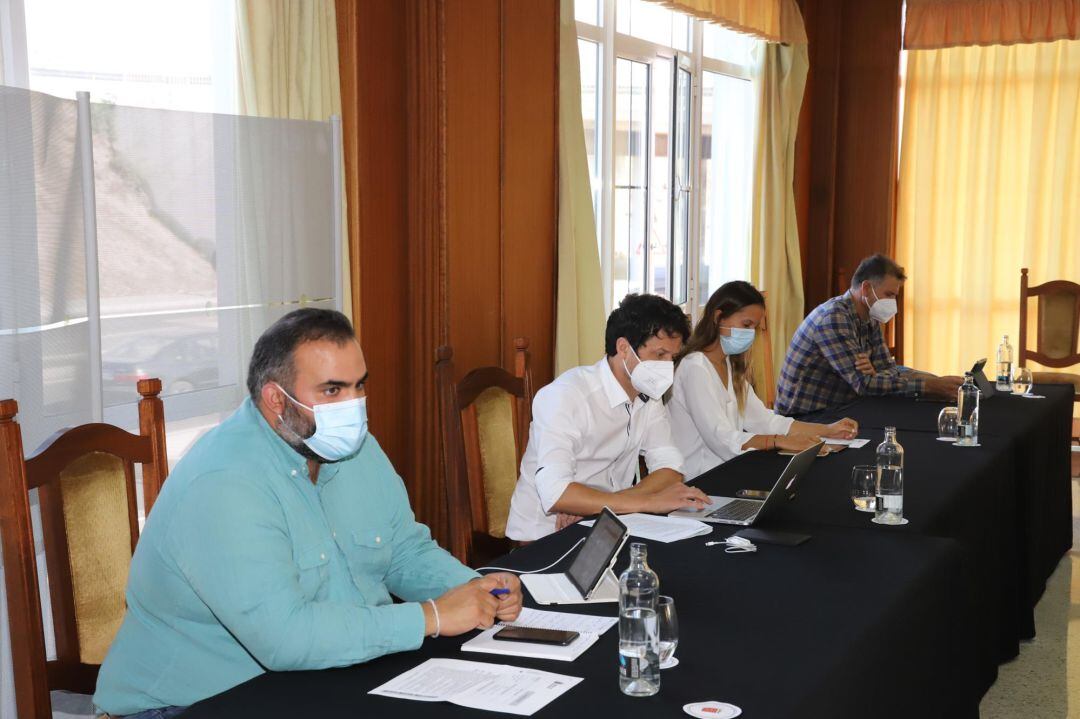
337;0;410;463
796;0;903;312
337;0;558;549
501;1;557;387
445;0;503;376
832;0;903;286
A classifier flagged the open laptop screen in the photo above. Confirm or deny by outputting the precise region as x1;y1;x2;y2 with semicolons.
566;508;627;598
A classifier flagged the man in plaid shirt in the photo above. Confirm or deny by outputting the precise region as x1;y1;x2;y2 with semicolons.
776;255;963;417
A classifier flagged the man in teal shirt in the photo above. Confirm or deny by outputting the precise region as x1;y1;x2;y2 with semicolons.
94;309;522;718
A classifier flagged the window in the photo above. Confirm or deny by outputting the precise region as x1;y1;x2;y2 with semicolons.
16;0;237;113
1;2;338;479
576;0;761;317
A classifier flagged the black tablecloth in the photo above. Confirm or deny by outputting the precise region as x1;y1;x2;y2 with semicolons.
178;388;1072;719
751;382;1074;689
181;525;976;719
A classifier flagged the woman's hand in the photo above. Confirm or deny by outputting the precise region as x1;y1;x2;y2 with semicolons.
820;418;858;440
774;434;822;453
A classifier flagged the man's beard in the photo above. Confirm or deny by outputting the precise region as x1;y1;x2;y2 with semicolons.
277;400;331;464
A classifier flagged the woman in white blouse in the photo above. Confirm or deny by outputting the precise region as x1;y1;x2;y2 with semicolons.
668;281;858;479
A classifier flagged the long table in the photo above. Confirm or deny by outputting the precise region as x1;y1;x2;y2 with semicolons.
179;386;1073;719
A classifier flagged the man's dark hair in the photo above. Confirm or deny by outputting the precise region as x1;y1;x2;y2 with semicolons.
246;308;356;403
851;254;907;288
604;293;690;356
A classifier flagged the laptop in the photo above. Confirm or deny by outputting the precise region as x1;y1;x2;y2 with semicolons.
970;358;996;397
520;508;629;605
669;442;823;526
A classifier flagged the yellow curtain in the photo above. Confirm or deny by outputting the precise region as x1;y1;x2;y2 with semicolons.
905;0;1080;50
896;39;1080;377
555;0;606;375
655;0;807;44
749;41;809;386
235;0;353;320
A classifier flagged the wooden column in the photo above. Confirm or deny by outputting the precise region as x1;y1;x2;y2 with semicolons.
404;0;451;543
795;0;904;313
336;0;558;548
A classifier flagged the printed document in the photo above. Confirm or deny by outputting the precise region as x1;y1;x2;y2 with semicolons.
370;658;582;716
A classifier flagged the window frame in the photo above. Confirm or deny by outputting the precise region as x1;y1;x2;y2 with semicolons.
577;0;757;320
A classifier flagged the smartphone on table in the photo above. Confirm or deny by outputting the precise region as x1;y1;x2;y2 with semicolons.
492;626;579;646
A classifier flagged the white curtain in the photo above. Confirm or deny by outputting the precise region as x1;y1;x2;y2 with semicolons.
0;85;337;718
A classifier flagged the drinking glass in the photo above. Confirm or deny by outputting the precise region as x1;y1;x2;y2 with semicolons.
1011;367;1033;396
937;406;959;441
657;595;679;668
851;465;877;512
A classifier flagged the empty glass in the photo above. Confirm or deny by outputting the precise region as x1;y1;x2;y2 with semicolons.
1011;367;1033;396
937;406;959;442
657;595;679;669
851;465;877;512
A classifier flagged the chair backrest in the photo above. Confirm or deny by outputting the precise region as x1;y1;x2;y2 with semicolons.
748;290;776;408
436;339;532;566
0;379;168;719
1020;268;1080;369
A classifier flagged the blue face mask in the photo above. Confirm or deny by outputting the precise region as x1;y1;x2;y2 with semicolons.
719;326;755;356
274;383;369;461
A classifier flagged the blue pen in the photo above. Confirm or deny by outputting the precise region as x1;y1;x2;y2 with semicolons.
490;588;510;598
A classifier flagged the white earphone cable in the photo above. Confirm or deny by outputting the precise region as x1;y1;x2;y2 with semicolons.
475;538;587;574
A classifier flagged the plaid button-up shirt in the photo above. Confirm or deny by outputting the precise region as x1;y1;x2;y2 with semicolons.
775;292;924;416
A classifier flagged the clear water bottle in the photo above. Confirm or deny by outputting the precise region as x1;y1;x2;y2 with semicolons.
996;335;1013;390
618;542;660;696
957;373;981;446
874;426;905;525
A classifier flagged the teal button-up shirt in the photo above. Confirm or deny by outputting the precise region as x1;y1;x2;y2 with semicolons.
94;398;478;715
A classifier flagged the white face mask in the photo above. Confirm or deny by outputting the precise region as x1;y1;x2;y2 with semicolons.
621;345;674;400
865;286;898;324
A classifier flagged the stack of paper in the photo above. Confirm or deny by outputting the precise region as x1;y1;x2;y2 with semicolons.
370;658;582;716
580;512;713;542
461;607;617;661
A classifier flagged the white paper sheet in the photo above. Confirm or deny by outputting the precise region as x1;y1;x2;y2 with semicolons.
370;658;582;716
823;437;870;448
579;513;712;542
503;607;618;635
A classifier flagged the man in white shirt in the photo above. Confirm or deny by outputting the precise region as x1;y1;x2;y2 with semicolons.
506;294;711;541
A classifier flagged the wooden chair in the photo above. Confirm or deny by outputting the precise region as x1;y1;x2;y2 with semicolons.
749;290;776;408
0;379;169;719
436;339;532;567
1019;268;1080;438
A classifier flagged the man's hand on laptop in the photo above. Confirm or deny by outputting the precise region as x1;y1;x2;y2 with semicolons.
639;481;711;514
425;576;506;636
923;375;964;399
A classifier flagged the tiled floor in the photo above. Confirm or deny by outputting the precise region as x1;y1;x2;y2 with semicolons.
979;456;1080;718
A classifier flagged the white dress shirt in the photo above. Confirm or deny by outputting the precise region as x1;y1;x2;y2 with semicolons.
668;351;794;479
505;357;684;541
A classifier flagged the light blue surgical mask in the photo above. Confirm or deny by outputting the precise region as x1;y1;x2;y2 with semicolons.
274;383;369;461
719;326;755;356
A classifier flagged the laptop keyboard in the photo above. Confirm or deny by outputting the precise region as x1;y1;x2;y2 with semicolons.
707;499;763;522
